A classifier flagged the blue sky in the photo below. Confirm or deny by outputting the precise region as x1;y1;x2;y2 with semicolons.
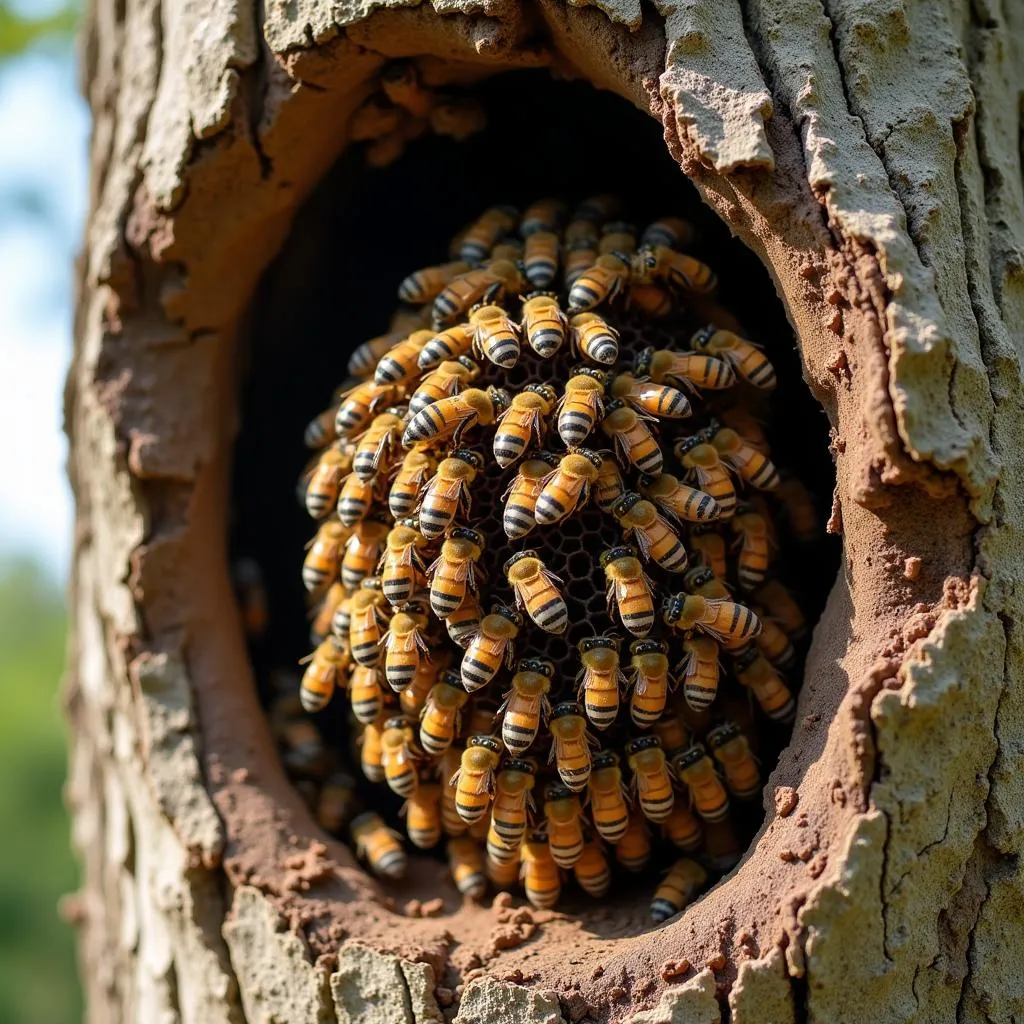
0;48;88;578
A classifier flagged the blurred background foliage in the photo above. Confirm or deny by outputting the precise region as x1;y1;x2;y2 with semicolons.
0;0;84;1020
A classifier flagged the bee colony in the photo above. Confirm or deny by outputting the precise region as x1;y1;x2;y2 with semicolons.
245;195;823;924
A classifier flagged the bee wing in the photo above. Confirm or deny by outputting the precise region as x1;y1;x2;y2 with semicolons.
605;578;619;616
413;628;431;653
632;528;654;562
472;769;492;796
540;566;565;589
449;768;461;788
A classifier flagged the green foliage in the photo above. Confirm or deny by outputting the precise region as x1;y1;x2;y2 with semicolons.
0;559;81;1022
0;2;78;58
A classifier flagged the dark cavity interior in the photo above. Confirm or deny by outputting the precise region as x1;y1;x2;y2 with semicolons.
229;69;841;926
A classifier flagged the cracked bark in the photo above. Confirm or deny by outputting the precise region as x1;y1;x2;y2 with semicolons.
67;0;1024;1021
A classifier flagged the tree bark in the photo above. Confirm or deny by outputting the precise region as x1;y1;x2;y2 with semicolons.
66;0;1024;1022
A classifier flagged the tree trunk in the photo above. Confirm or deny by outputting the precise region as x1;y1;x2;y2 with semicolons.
65;0;1024;1021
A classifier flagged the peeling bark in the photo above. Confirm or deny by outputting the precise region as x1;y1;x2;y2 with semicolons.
67;0;1024;1021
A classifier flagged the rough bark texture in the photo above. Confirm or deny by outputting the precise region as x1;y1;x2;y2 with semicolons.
66;0;1024;1021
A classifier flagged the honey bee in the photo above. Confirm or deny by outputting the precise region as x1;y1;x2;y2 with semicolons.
569;311;620;364
683;566;730;600
417;449;484;540
615;811;652;871
567;253;630;311
599;221;636;255
304;406;339;450
342;519;390;590
730;505;771;590
490;759;536;849
336;472;376;527
316;772;358;835
305;447;349;518
485;844;520;888
373;331;434;387
571;839;611;897
493;385;556;467
433;259;524;323
627;282;675;318
628;639;672;728
707;721;761;799
334;380;396;438
398;260;471;304
428;527;485;619
754;579;807;639
672;743;729;821
753;607;796;668
640;473;721;524
564;238;599;289
662;592;761;647
650;859;708;923
520;834;561;908
709;424;780;490
521;198;565;236
388;450;436;519
612;493;688;573
652;711;689;758
378;521;428;606
601;402;663;476
447;837;487;900
677;635;721;712
359;716;386;783
777;476;819;543
674;436;737;518
350;810;407;879
349;664;385;724
501;452;560;539
641;216;695;251
609;372;692;419
626;735;675;823
688;525;729;580
536;448;602;525
299;639;347;713
408;356;479;417
404;782;442;849
451;735;503;824
418;672;468;755
556;368;605;446
691;325;776;389
438;745;467;837
486;818;517;867
520;293;568;358
330;590;355;645
418;323;475;370
348;309;427;377
446;591;483;648
505;551;567;635
593;454;627;513
381;603;431;692
548;702;593;792
311;581;346;644
641;244;717;293
662;804;703;852
347;579;390;666
461;605;522;692
381;715;419;798
544;784;584;868
400;649;449;718
353;410;405;482
470;303;521;369
458;205;518;264
402;386;510;447
634;345;736;390
601;545;656;637
587;750;629;842
499;658;554;755
575;636;624;731
734;649;795;722
302;519;349;593
523;231;559;288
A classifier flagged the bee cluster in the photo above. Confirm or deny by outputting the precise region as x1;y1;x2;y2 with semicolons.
272;196;819;923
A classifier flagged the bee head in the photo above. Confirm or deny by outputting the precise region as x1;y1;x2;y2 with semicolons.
603;398;626;416
447;525;485;548
569;447;603;470
625;735;661;756
544;782;576;802
525;289;559;301
571;365;607;385
702;417;723;439
383;714;412;731
690;324;717;350
503;549;537;575
599;545;634;568
487;386;512;418
349;810;380;833
492;604;524;629
578;634;619;654
634;346;655;378
611;491;642;518
662;592;686;626
683;567;716;593
383;405;409;419
591;750;620;771
359;575;384;592
674;434;704;459
549;701;584;721
672;743;707;771
439;669;462;689
525;382;558;404
503;758;536;776
534;449;562;469
455;354;480;375
733;500;757;517
706;721;741;750
635;246;659;270
467;734;502;754
630;639;667;656
517;657;555;678
450;448;484;470
399;596;430;618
